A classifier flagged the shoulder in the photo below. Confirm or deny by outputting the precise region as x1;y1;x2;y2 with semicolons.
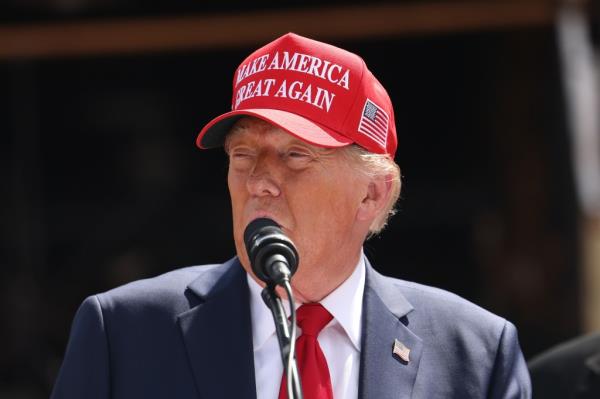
92;261;235;318
369;269;517;365
529;332;600;367
378;272;507;331
371;271;531;395
529;332;600;394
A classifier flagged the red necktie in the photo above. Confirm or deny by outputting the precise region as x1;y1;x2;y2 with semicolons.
279;303;334;399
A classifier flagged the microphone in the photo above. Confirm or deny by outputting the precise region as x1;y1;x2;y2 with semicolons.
244;218;304;398
244;218;299;286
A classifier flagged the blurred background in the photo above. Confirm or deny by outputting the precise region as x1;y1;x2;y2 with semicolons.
1;0;600;397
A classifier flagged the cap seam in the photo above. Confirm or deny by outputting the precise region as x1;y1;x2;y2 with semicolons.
340;56;367;131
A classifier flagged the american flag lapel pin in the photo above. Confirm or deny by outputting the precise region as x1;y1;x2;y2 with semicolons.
392;339;411;363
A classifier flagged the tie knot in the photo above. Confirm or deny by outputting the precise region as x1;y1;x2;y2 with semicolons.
296;303;333;337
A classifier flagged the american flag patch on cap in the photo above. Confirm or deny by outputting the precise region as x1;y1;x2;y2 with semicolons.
358;99;389;148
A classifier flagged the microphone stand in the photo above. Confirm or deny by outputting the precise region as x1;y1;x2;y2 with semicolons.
261;285;303;399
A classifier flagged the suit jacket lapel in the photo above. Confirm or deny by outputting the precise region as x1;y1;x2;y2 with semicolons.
177;259;256;399
359;260;423;399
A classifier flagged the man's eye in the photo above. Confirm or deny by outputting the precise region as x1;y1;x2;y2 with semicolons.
284;150;314;169
287;151;309;158
285;147;314;158
230;149;253;159
228;150;255;169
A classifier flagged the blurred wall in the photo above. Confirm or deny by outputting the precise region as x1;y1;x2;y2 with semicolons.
0;1;586;397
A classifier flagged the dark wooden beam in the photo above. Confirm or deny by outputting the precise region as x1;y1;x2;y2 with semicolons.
0;1;557;60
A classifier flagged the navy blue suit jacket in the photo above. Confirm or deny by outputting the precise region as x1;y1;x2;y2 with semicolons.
51;257;531;398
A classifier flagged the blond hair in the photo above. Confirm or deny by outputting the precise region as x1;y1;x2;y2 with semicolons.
340;145;402;236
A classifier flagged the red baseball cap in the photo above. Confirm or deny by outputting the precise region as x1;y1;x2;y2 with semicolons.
196;32;397;157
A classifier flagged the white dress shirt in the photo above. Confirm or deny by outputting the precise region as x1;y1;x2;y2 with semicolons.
247;255;365;399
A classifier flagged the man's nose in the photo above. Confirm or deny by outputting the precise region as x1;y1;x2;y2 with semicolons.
246;155;282;197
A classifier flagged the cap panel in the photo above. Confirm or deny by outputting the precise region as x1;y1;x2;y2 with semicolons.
231;33;363;134
341;67;397;155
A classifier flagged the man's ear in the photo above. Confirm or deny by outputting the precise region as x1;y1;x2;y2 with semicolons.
356;174;393;222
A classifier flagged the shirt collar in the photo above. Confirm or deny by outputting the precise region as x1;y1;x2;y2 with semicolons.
320;254;365;351
247;252;366;352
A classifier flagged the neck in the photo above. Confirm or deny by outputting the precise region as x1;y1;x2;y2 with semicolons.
287;249;363;303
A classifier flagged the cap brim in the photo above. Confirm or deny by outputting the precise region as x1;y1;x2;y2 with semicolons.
196;108;353;149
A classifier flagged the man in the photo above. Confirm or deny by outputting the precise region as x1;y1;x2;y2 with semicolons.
51;33;531;398
529;332;600;398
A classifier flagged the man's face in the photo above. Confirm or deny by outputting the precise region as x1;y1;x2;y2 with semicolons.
226;118;370;302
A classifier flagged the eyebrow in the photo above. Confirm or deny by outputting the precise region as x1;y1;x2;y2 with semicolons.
223;131;247;153
224;128;337;158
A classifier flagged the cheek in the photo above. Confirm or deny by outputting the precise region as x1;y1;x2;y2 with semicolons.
227;172;248;229
289;175;362;232
228;171;252;270
227;170;245;203
288;186;358;269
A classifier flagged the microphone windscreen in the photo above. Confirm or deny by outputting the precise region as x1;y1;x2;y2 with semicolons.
244;217;280;248
243;217;299;285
